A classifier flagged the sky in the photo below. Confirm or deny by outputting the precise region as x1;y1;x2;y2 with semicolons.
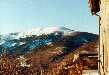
0;0;99;34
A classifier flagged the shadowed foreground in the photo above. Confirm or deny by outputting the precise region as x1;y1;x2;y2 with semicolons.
0;51;83;75
0;41;98;75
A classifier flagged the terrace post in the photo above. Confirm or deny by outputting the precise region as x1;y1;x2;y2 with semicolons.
100;0;109;74
88;0;109;74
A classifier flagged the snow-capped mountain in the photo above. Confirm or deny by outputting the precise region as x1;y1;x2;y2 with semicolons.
0;26;98;55
6;27;73;39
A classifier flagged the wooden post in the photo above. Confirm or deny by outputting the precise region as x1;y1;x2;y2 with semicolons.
100;0;109;74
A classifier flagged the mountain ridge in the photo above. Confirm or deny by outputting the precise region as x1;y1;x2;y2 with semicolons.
0;26;98;55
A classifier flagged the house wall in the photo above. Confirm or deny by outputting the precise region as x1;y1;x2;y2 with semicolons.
100;0;109;74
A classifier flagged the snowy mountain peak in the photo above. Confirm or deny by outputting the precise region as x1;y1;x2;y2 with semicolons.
0;26;98;55
0;26;74;41
16;26;73;38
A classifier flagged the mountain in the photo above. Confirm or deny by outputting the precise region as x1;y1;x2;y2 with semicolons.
24;38;98;74
0;26;98;55
0;26;99;75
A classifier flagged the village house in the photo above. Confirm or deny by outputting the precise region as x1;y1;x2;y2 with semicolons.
88;0;109;75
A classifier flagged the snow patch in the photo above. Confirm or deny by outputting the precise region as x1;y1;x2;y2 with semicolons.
0;40;5;45
19;42;25;45
11;43;16;47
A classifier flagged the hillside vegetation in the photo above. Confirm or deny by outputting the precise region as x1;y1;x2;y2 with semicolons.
0;41;98;75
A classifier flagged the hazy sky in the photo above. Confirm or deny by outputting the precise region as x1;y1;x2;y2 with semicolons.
0;0;98;34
